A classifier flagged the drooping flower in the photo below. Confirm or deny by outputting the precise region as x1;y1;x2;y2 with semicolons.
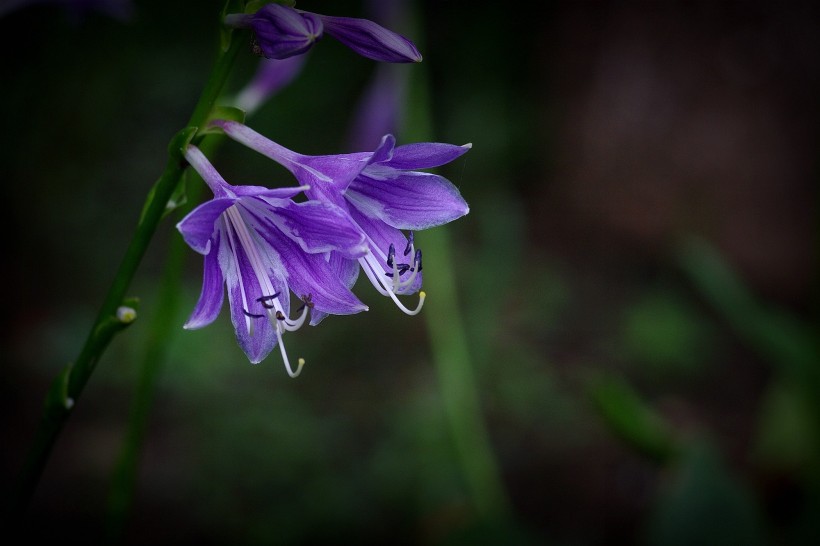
224;3;421;63
177;145;368;374
211;120;470;317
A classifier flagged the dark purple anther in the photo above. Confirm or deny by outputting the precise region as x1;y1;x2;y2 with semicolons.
404;232;414;256
387;243;396;268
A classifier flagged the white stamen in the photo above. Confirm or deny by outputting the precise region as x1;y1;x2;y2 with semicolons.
277;324;305;378
223;218;254;336
359;252;425;315
224;205;306;375
281;305;309;331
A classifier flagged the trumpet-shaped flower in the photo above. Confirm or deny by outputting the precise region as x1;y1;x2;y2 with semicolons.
211;120;470;317
224;3;421;63
177;145;368;374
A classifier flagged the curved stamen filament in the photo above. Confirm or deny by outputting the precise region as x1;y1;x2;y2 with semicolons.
277;304;308;331
360;252;425;315
276;325;305;378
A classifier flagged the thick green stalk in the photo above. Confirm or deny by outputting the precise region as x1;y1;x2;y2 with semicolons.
6;32;243;523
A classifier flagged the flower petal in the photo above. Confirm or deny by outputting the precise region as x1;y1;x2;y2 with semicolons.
213;120;370;191
233;55;307;115
252;218;368;319
308;253;360;325
345;66;406;152
251;4;323;60
366;134;395;166
316;13;422;63
383;142;472;170
176;197;235;254
184;145;235;198
346;169;469;230
183;230;225;329
246;198;367;258
221;219;287;364
232;184;305;199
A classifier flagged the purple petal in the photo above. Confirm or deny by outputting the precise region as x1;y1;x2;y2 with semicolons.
349;207;422;294
308;253;360;325
232;185;305;199
251;4;323;60
345;65;406;151
234;55;307;115
184;145;235;198
252;219;368;319
383;142;472;170
214;120;373;192
315;13;422;63
212;120;301;166
222;220;286;364
346;169;469;230
247;198;367;258
366;134;395;166
176;197;235;254
183;230;225;330
297;153;371;190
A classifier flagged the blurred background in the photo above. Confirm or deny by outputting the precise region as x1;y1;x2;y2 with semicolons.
2;0;818;544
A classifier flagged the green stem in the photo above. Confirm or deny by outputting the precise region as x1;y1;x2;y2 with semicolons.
103;135;222;542
421;229;512;520
104;219;186;543
404;3;510;521
6;32;244;523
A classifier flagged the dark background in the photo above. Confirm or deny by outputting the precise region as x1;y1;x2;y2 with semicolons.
1;0;818;544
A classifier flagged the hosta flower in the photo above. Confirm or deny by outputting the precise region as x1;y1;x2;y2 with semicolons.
232;55;306;116
211;120;470;317
177;145;368;375
224;3;421;63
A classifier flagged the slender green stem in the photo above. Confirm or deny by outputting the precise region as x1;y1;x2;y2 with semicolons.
103;135;222;542
5;32;244;523
421;229;512;520
104;218;187;543
404;3;510;521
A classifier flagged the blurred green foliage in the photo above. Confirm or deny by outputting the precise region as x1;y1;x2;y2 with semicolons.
2;0;818;545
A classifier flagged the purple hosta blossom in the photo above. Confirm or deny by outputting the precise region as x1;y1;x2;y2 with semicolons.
224;3;421;63
344;64;407;152
177;145;368;375
232;55;307;116
212;120;470;317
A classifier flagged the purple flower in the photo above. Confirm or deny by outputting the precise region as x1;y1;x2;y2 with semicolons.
232;55;307;115
177;145;368;374
344;64;407;151
224;3;421;63
211;120;470;317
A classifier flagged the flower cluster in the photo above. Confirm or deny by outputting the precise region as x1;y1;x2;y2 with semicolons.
178;2;469;374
